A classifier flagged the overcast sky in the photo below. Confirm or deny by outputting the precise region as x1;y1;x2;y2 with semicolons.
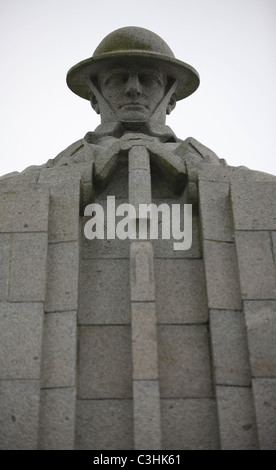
1;0;276;177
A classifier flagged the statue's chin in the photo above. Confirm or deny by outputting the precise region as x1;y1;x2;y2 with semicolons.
117;105;149;122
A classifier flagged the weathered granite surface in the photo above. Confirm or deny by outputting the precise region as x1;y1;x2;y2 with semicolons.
0;26;276;450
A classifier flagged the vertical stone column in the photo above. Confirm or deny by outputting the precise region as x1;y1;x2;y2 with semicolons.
230;178;276;450
199;175;259;450
128;146;162;449
0;180;49;450
37;165;88;449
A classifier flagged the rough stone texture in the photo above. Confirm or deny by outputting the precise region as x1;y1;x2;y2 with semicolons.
82;214;130;259
38;388;76;450
0;234;10;301
39;161;93;185
203;241;242;310
0;302;43;379
235;231;276;300
155;259;208;324
196;162;229;183
152;212;201;259
133;380;161;450
78;259;130;324
151;167;182;199
244;301;276;377
216;386;259;450
82;196;130;259
252;378;276;450
95;164;128;199
231;180;276;230
78;325;132;398
45;242;79;312
161;398;219;450
9;233;48;302
48;183;80;243
0;380;40;450
131;302;158;380
158;325;213;397
130;242;155;301
0;182;49;232
199;180;234;241
41;311;77;388
128;146;151;211
209;310;251;386
272;231;276;261
81;200;201;260
75;399;133;450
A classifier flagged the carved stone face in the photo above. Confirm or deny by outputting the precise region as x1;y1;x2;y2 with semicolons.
94;64;171;125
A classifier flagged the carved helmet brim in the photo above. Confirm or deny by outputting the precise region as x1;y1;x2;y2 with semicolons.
66;27;200;102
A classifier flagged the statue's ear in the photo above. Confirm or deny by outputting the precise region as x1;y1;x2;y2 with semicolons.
90;91;100;114
166;93;176;115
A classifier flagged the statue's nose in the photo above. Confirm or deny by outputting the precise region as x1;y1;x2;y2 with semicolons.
125;74;142;98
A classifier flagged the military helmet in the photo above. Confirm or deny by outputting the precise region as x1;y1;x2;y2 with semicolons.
66;26;200;101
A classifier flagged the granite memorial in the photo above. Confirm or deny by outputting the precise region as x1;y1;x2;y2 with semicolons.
0;26;276;450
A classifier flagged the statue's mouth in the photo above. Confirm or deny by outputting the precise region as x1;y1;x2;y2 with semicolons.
120;103;147;110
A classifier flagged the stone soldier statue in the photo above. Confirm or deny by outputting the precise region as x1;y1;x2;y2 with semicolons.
0;27;275;451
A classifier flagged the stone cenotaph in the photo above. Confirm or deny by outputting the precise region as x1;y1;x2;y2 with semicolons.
0;27;276;450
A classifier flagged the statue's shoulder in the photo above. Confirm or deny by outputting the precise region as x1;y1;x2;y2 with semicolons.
175;136;276;183
175;136;227;166
47;138;86;167
0;138;86;184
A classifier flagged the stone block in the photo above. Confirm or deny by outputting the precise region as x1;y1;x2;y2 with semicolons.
196;162;230;183
131;302;158;380
252;378;276;450
229;166;276;184
45;242;79;312
78;325;132;398
9;233;48;302
95;163;128;199
128;146;151;211
41;311;77;388
272;231;276;261
39;161;93;184
81;198;130;259
81;182;94;212
155;259;208;324
0;168;40;184
133;380;161;450
151;170;181;199
38;388;76;450
158;325;213;397
82;219;130;258
203;241;242;310
161;398;219;450
130;242;155;301
78;259;130;324
244;301;276;377
199;181;234;241
152;212;201;259
209;310;251;385
235;231;276;300
0;380;40;450
0;302;43;379
230;180;276;230
75;399;133;450
0;234;10;301
0;181;49;232
48;182;80;243
216;386;259;450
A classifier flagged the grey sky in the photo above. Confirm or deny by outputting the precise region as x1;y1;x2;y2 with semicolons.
1;0;276;176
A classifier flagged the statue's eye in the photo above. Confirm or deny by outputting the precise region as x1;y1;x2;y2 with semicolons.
105;73;128;86
138;74;161;87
